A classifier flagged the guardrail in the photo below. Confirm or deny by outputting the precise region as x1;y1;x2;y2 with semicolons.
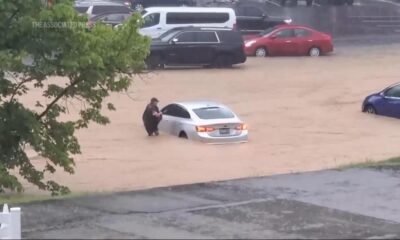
0;204;21;239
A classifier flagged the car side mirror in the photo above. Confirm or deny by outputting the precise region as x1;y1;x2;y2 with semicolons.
170;38;178;44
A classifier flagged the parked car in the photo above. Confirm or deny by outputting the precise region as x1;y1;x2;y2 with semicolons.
74;0;132;17
139;7;236;38
88;11;132;27
280;0;354;6
243;24;333;57
130;0;196;12
159;101;248;143
234;5;291;35
98;0;133;8
146;27;247;68
362;83;400;119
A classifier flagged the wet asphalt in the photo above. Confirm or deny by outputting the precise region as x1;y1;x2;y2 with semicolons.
20;168;400;239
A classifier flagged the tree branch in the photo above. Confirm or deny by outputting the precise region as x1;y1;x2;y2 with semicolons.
37;79;82;120
5;9;20;36
9;76;35;102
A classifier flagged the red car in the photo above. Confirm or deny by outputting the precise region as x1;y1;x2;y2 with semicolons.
243;24;333;57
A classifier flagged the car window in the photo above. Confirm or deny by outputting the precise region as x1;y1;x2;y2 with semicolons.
176;107;191;119
217;31;243;43
92;6;131;15
162;104;177;116
235;7;245;16
193;107;235;120
175;32;196;43
196;32;218;43
385;85;400;98
166;12;229;24
295;28;312;37
162;104;190;118
245;7;264;17
160;30;182;41
102;13;127;21
75;6;89;13
142;13;160;28
235;6;263;17
275;29;294;38
259;26;277;36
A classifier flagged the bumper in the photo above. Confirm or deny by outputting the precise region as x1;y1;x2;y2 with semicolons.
193;131;249;144
244;47;255;56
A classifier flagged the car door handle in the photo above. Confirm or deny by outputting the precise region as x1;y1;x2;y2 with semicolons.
285;41;292;43
308;40;313;42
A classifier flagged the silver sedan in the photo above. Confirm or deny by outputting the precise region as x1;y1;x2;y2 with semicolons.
159;101;248;144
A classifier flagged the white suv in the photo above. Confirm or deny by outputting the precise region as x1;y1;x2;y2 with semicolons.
74;0;132;17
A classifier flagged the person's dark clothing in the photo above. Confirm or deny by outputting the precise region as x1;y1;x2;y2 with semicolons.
142;103;161;136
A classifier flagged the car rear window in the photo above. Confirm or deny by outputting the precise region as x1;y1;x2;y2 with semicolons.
92;5;131;15
217;31;243;43
75;6;89;13
193;107;235;119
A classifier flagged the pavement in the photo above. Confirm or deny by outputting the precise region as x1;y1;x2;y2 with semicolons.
20;167;400;239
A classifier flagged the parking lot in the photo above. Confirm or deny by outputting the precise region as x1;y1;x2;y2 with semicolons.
23;39;400;193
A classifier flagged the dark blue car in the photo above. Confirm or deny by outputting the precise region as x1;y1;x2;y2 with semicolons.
362;83;400;118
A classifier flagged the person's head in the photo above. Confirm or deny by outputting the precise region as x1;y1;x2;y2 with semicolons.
150;97;159;106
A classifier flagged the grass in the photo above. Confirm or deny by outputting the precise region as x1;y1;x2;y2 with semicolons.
337;156;400;170
0;192;89;205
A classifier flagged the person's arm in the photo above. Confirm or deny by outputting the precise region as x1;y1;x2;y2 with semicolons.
152;110;162;117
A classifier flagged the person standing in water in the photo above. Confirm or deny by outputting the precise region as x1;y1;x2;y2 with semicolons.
142;97;162;136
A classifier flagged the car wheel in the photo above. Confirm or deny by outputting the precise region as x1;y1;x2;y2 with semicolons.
213;55;233;68
255;47;267;57
309;47;321;57
179;131;188;139
146;55;162;70
364;105;377;114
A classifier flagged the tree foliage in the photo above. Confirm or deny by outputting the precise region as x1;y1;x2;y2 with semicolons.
0;0;150;195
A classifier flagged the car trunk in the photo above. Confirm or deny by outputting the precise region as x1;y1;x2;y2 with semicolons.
197;119;245;137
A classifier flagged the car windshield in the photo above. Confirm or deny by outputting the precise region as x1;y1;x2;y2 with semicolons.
259;26;277;36
193;107;235;120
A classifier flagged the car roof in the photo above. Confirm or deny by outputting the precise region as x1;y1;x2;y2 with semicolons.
164;26;234;32
75;1;126;7
276;24;314;30
174;101;227;110
144;6;235;13
90;11;132;19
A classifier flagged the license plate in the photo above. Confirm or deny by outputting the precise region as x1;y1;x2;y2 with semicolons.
219;128;230;134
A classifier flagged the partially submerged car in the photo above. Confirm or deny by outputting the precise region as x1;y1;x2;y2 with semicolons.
362;83;400;119
159;101;248;144
244;24;333;57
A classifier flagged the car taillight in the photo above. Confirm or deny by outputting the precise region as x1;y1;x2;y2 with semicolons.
235;123;247;130
196;126;215;132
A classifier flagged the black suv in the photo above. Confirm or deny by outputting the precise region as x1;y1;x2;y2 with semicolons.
146;27;247;69
235;5;291;35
